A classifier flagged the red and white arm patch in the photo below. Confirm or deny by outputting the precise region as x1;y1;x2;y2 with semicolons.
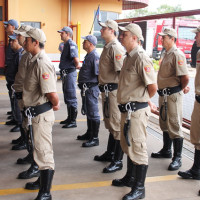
115;54;122;61
178;60;184;66
42;72;50;80
144;65;151;73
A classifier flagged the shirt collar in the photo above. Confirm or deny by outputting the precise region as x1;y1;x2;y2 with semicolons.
30;50;44;62
166;44;176;54
127;45;141;57
105;38;117;48
85;49;96;58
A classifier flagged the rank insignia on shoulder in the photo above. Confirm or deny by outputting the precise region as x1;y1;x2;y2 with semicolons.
144;65;151;73
178;60;184;66
115;54;122;60
42;72;50;80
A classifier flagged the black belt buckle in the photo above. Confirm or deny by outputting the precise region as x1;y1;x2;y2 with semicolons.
99;83;118;92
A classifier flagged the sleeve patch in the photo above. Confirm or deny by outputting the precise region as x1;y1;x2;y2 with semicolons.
70;46;75;49
197;60;200;64
42;72;50;80
144;66;151;73
178;60;184;66
115;54;122;61
96;59;99;64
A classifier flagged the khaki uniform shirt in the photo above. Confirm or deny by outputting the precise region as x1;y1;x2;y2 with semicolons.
117;46;156;104
157;45;188;89
98;39;125;84
13;51;31;92
23;50;57;107
195;50;200;95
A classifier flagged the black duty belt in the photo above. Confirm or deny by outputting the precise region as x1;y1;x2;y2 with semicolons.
24;102;52;154
99;83;118;92
118;102;148;113
119;102;148;147
78;82;98;90
15;92;23;99
99;83;118;118
157;85;182;96
158;85;182;121
24;102;52;118
61;68;76;75
195;94;200;103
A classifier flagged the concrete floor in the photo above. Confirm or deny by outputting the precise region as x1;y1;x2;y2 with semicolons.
0;78;200;200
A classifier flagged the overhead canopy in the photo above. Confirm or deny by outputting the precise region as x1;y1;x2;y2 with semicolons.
123;0;149;10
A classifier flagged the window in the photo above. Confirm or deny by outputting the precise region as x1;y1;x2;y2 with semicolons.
93;11;119;48
20;21;41;28
0;7;2;21
178;26;195;40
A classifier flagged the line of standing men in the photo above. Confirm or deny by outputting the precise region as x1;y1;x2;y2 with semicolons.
56;20;191;200
3;18;200;200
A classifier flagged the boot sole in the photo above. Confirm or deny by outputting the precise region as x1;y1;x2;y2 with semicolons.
178;173;200;180
103;166;123;173
62;125;77;128
25;185;40;190
82;144;99;148
77;137;90;140
151;154;172;158
112;183;132;187
16;160;33;165
18;172;40;179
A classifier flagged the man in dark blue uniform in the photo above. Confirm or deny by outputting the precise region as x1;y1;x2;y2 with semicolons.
58;26;80;128
4;19;19;129
77;35;100;147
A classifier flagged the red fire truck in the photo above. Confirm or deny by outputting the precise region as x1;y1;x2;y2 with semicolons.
152;18;200;63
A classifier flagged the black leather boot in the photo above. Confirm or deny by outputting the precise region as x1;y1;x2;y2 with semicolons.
122;165;148;200
94;133;115;162
178;149;200;179
60;106;70;124
12;140;27;150
103;140;124;173
7;115;13;120
18;162;40;179
7;111;12;115
62;106;77;128
151;131;172;158
5;119;16;125
10;125;20;132
34;169;54;200
82;120;100;147
25;177;40;190
112;156;135;187
11;136;22;144
168;138;183;171
77;118;91;140
17;153;33;165
12;125;27;150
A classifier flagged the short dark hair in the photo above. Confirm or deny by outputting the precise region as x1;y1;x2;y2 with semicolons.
31;38;45;49
65;31;73;38
168;35;177;43
108;27;117;36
